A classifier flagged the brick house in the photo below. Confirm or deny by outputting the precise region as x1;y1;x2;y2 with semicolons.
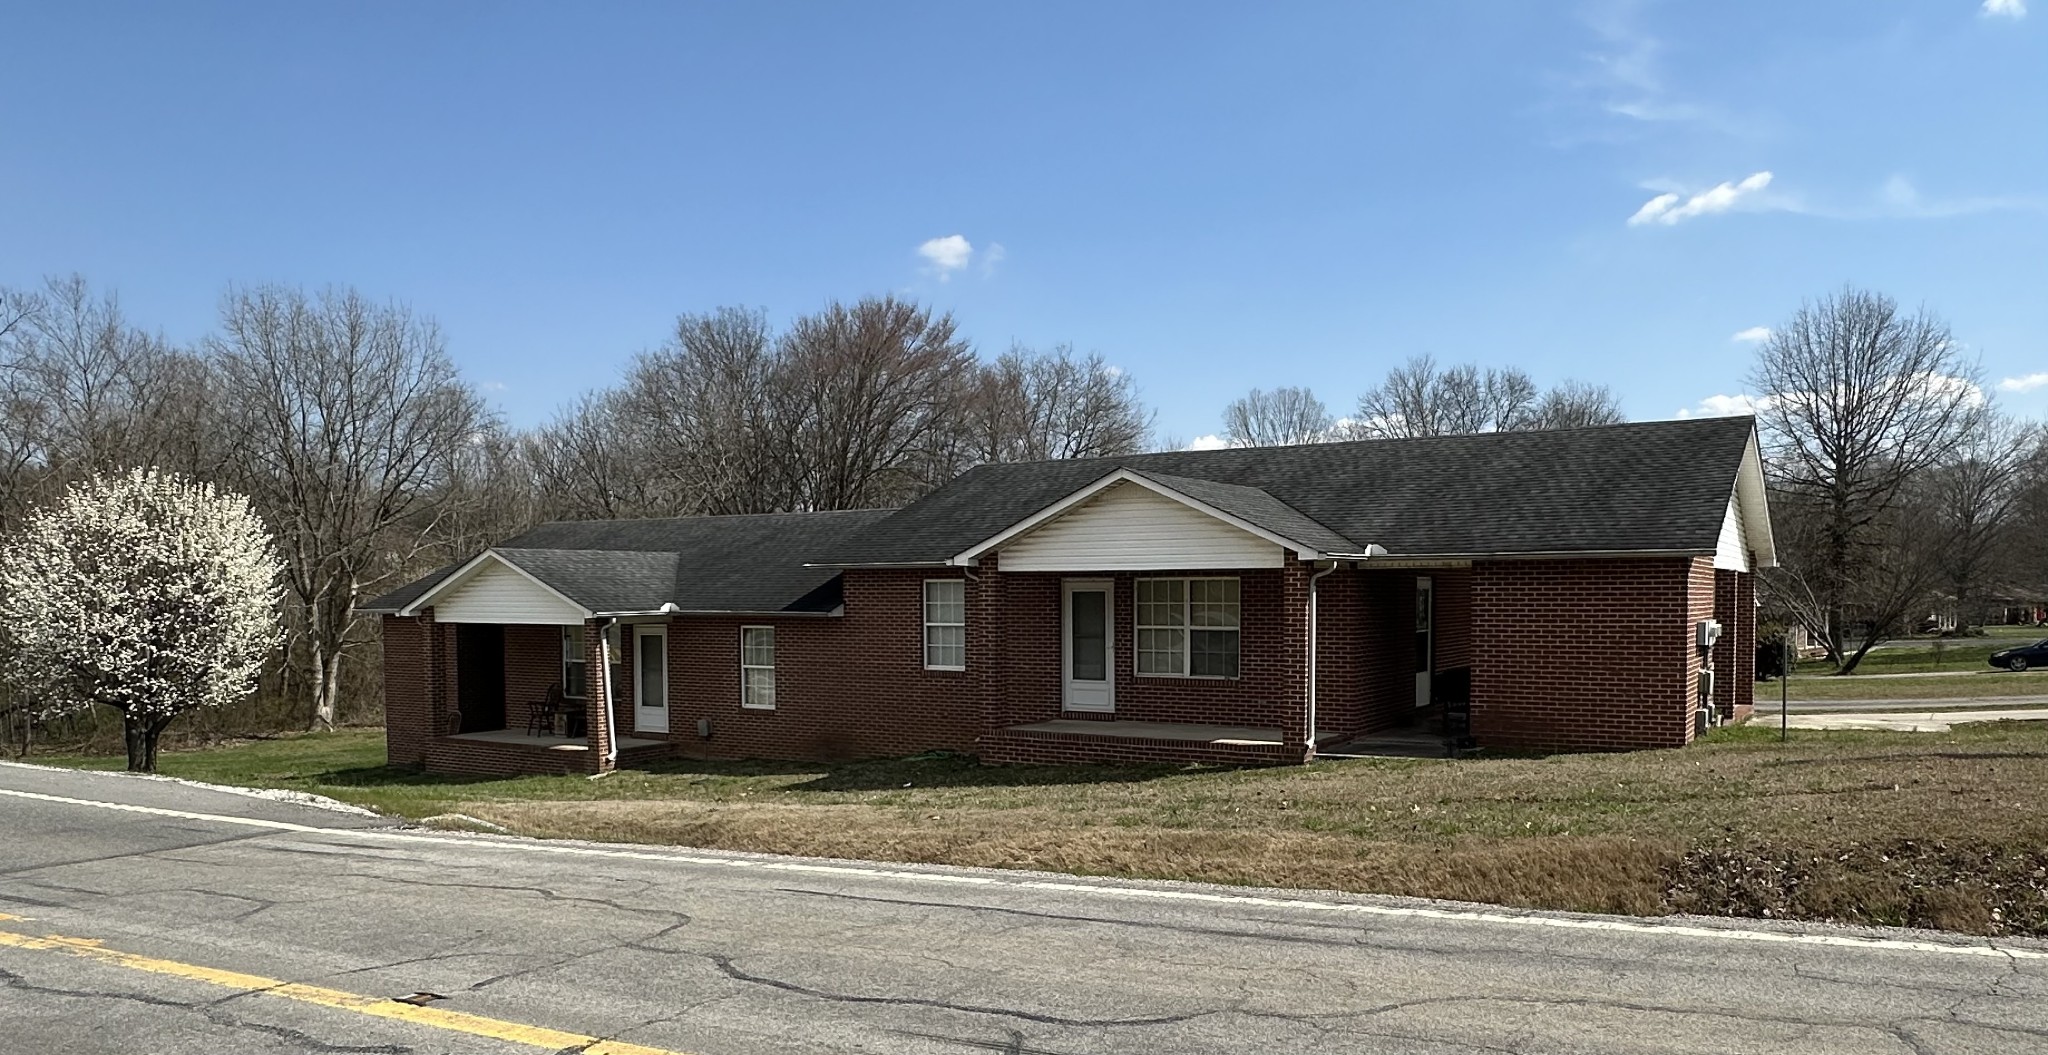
361;416;1773;775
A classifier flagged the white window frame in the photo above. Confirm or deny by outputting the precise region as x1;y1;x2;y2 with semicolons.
1134;577;1241;680
740;625;776;710
561;625;588;699
923;579;967;671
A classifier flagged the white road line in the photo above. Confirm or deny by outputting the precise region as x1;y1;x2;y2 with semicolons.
7;784;2046;963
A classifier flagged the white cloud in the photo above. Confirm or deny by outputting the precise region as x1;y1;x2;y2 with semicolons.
1731;326;1772;343
1186;434;1231;451
1628;171;1774;226
979;242;1007;278
1677;393;1771;419
917;235;974;281
1983;0;2026;18
480;380;508;392
2000;372;2048;394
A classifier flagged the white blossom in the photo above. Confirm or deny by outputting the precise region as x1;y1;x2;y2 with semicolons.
0;468;283;725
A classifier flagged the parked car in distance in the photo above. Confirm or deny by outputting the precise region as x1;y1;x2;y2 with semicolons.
1989;638;2048;673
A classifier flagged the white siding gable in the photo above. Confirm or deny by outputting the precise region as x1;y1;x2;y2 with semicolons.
1713;492;1750;571
432;558;589;624
998;482;1284;571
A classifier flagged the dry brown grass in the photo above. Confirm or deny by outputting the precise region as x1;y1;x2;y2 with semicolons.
49;722;2048;935
452;723;2048;934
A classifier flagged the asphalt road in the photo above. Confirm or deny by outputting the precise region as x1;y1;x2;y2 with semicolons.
5;764;2048;1054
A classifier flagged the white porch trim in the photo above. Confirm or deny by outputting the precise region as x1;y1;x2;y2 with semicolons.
397;549;594;622
948;467;1327;567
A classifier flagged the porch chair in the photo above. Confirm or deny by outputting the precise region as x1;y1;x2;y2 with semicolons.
525;682;567;738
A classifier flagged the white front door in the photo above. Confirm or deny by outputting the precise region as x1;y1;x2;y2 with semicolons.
634;624;668;733
1415;576;1434;709
1062;579;1114;713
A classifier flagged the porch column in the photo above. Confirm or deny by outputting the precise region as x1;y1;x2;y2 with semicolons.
1713;569;1739;720
1731;568;1757;721
585;618;616;774
424;606;458;737
1281;562;1313;760
970;554;1004;749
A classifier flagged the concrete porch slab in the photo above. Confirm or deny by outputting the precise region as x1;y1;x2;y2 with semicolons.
445;730;666;752
1004;719;1287;746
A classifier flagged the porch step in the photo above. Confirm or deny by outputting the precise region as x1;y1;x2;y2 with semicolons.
983;720;1308;767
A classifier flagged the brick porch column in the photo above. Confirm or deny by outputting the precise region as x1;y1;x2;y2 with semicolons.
1281;562;1313;760
970;554;1004;752
1731;568;1757;721
1713;569;1739;720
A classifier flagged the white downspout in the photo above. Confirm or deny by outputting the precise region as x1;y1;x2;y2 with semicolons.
599;617;619;769
1307;562;1338;755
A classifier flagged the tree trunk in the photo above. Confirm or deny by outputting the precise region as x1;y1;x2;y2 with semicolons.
124;713;179;772
309;643;337;731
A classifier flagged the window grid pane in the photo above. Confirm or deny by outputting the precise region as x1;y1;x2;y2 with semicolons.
1136;578;1238;678
924;580;967;669
562;626;588;698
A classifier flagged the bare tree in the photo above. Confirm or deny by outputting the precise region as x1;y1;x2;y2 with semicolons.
1924;413;2038;632
210;285;488;730
526;391;652;521
1527;379;1626;431
1353;356;1620;438
1222;386;1333;447
616;306;796;515
962;344;1152;464
775;296;976;509
1749;287;1983;671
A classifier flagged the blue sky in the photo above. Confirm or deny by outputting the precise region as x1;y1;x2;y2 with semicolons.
2;1;2043;445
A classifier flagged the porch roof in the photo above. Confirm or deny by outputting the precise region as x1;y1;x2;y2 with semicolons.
359;508;892;616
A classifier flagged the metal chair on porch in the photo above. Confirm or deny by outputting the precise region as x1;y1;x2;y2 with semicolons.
525;683;567;738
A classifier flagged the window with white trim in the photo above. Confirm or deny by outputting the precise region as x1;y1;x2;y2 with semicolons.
562;625;587;698
923;579;966;670
740;626;776;709
1136;577;1240;678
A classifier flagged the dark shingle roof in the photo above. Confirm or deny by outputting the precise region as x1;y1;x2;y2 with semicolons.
824;416;1757;565
358;509;893;615
361;418;1759;615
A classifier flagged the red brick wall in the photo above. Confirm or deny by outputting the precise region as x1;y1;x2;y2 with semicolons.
1470;557;1696;750
1731;569;1756;722
503;624;563;735
1312;569;1364;742
620;569;985;763
987;568;1303;736
382;615;429;768
1712;568;1739;720
1686;556;1717;739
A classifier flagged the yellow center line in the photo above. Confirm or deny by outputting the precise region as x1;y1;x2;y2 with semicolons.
0;926;694;1055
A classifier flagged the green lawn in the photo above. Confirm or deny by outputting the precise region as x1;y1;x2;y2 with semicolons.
1757;671;2045;702
32;723;2048;937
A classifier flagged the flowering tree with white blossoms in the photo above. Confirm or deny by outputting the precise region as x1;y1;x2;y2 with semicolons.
0;469;283;771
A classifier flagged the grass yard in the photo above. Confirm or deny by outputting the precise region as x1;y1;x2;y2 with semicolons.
33;723;2048;937
1756;671;2045;702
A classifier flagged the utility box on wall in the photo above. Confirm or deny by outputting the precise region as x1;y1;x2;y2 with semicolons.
1697;619;1723;650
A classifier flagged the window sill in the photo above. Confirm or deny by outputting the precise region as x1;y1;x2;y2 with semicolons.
740;703;777;711
1133;672;1240;682
923;665;967;673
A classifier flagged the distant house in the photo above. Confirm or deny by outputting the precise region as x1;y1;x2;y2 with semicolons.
360;416;1774;775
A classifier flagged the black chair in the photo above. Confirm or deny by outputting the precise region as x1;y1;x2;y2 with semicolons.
526;683;567;737
1434;666;1475;757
